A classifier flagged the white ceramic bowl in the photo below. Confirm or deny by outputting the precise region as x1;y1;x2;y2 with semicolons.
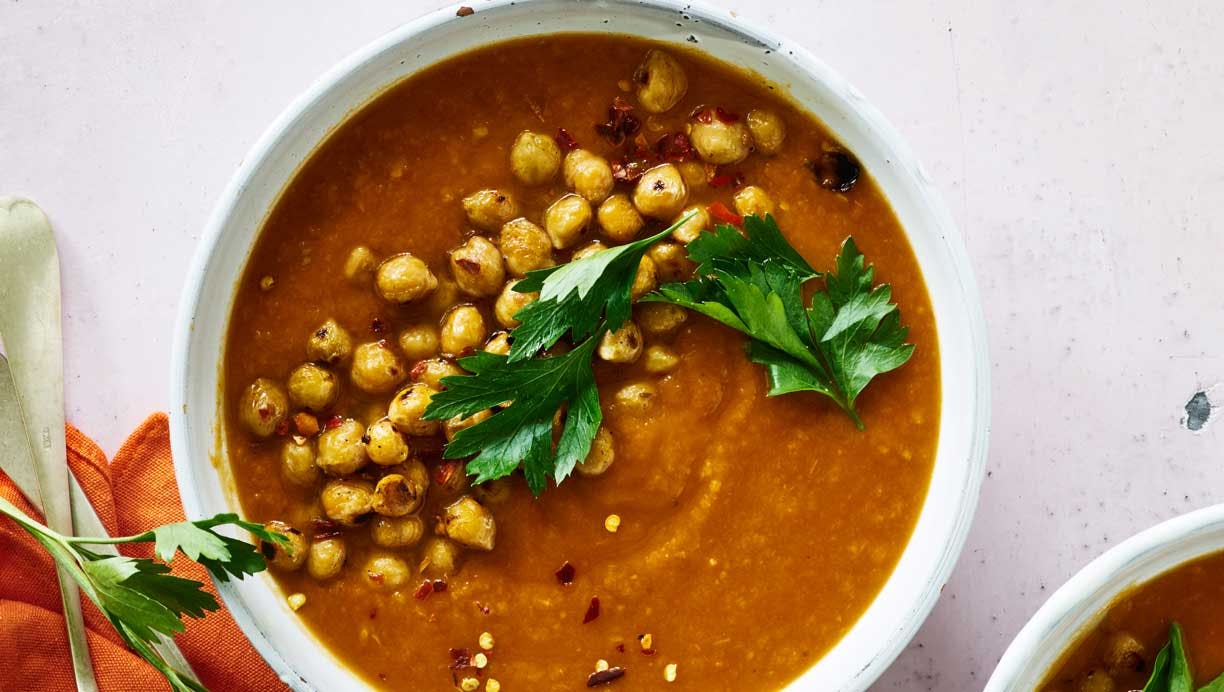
169;1;990;689
986;504;1224;691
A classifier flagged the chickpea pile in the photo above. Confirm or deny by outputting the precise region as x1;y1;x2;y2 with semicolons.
239;48;789;592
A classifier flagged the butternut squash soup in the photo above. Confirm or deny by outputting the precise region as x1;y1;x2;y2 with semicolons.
223;34;940;690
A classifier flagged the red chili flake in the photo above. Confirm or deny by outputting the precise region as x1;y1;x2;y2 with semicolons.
293;412;319;437
323;415;344;430
310;518;343;539
708;173;735;188
455;5;474;16
610;157;654;183
257;405;271;420
378;673;387;681
369;609;378;619
555;561;576;585
714;106;740;123
434;461;463;488
641;648;656;657
691;105;714;124
432;579;448;593
555;127;579;151
615;643;626;653
449;648;472;669
368;571;385;585
274;419;290;436
474;601;491;615
586;667;626;686
707;201;744;227
595;97;641;146
456;257;482;273
370;318;386;335
414;580;435;601
654;132;695;162
582;596;601;624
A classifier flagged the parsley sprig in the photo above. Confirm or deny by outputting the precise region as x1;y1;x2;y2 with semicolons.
1141;623;1224;692
0;495;287;691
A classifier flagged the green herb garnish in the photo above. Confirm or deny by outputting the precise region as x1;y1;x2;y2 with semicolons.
0;496;287;692
646;214;913;428
1142;623;1224;692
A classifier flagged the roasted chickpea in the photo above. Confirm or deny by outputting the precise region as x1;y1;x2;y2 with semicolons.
643;344;680;374
746;108;787;156
1103;632;1145;675
689;112;752;165
439;305;487;357
286;363;339;412
634;49;688;113
370;515;425;549
364;554;412;591
562;149;615;203
397;323;440;362
510;130;562;185
344;246;377;284
307;537;347;581
733;185;775;218
444;409;493;442
411;357;465;390
400;459;431;493
306;319;353;365
637;302;688;336
365;419;409;466
350;341;405;394
449;235;506;297
494;281;538;329
571;240;607;261
671;205;710;244
499;218;555;277
420;537;463;578
320;478;375;526
425;275;462;315
629;256;658;301
316;419;369;475
598;321;643;363
462;189;519;231
261;521;307;571
438;496;496;551
387;383;439;436
633;163;688;219
576;427;615;476
647;241;694;283
614;381;658;414
239;378;288;437
372;473;426;517
543;193;592;249
677;161;708;191
281;436;320;486
375;252;437;305
484;331;512;356
597;193;645;242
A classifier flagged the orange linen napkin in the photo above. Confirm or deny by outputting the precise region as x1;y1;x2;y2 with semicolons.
0;413;291;692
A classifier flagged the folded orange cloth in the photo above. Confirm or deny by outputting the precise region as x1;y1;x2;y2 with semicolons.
0;413;291;692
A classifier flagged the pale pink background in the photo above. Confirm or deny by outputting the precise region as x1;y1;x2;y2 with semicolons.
2;1;1222;688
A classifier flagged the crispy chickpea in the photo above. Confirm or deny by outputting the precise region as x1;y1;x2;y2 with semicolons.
239;378;288;437
320;478;375;526
286;363;339;412
634;49;688;113
350;341;405;394
563;149;615;203
677;161;708;191
494;281;537;329
281;436;320;486
671;205;711;244
597;193;645;242
365;419;409;466
598;321;643;363
438;496;496;551
509;131;562;185
1103;632;1145;674
370;515;425;549
647;241;694;283
372;473;426;517
316;419;369;475
689;113;752;165
484;331;512;356
572;240;607;261
387;383;439;436
614;381;658;414
306;319;353;365
450;235;506;297
633;163;688;219
462;189;519;231
307;537;347;581
631;256;659;301
364;554;412;591
439;305;487;357
420;537;463;578
410;358;464;391
544;193;593;249
637;302;688;336
444;409;493;442
576;427;615;476
426;275;462;315
733;185;775;218
344;246;377;284
397;323;439;362
499;218;555;277
643;344;680;374
375;252;437;305
746;108;787;156
260;521;307;571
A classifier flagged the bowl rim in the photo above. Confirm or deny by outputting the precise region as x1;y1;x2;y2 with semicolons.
169;0;991;689
985;503;1224;691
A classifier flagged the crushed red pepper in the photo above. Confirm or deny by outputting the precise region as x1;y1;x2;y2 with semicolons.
707;201;743;227
555;127;579;151
586;667;626;686
310;518;343;540
415;580;435;601
583;597;601;624
555;561;576;585
323;414;344;430
449;648;472;669
595;96;641;145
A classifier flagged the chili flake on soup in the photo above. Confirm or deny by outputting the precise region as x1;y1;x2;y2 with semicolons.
224;34;940;690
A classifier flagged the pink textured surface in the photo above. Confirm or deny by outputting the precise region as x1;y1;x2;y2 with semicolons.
2;1;1221;688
